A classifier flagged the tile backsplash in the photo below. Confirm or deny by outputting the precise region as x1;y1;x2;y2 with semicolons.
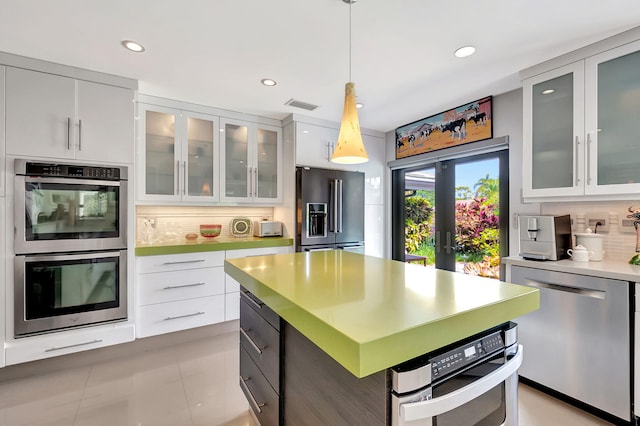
541;201;640;261
135;206;276;243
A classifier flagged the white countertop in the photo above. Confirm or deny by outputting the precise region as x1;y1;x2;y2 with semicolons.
503;256;640;282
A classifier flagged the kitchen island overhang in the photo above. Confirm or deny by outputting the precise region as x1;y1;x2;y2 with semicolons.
224;250;539;378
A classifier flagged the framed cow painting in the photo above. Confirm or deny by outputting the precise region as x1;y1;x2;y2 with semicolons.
395;96;493;159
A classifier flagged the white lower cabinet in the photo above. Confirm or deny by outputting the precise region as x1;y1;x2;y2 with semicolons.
225;246;292;321
136;251;226;338
4;323;135;366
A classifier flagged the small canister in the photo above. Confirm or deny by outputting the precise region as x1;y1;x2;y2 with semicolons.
574;230;604;261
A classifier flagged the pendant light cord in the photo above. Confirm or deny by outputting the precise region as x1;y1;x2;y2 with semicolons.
348;0;352;82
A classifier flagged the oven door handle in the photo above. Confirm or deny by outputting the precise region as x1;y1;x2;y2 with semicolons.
400;344;523;422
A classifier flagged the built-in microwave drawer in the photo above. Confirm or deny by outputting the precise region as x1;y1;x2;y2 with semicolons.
137;267;225;306
136;295;225;338
240;346;280;426
240;297;280;392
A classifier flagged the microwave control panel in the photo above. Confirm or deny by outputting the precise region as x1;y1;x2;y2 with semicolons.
430;330;504;380
24;162;121;180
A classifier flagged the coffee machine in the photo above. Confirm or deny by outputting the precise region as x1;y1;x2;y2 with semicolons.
518;215;571;260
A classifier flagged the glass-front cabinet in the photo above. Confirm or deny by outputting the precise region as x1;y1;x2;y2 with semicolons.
523;39;640;199
220;118;282;203
138;104;219;202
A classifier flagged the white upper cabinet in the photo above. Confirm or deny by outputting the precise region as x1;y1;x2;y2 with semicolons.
220;118;282;204
5;67;134;164
584;41;640;196
295;122;339;168
138;103;220;203
523;39;640;200
0;65;5;198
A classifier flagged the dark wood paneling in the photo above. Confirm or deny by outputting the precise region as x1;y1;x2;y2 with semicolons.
283;323;388;425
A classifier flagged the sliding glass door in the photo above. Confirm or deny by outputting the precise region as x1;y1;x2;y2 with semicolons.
392;150;508;279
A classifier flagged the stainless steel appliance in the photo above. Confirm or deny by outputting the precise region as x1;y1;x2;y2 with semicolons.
253;220;283;237
296;167;364;253
14;250;127;336
518;214;571;260
391;322;521;426
511;266;631;422
13;159;129;337
14;159;127;254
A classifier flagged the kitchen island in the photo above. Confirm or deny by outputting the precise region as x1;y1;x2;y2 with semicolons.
225;251;539;425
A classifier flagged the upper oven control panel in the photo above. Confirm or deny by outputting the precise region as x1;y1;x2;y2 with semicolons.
21;161;124;180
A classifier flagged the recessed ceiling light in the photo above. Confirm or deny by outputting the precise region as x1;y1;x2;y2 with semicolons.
261;78;277;86
356;103;364;109
121;40;145;53
541;89;555;95
454;46;475;58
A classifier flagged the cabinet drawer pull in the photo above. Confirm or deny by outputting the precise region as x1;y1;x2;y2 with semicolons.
240;290;263;310
163;282;206;290
239;376;265;413
163;312;205;321
45;339;103;352
240;327;264;354
161;259;206;265
523;278;606;300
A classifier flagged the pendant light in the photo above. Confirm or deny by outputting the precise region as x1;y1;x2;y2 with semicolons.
331;0;369;164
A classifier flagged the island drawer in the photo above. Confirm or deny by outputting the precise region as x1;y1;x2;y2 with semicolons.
240;346;279;426
240;297;280;392
239;287;280;330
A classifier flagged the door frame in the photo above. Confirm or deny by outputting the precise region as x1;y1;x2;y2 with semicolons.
391;143;509;277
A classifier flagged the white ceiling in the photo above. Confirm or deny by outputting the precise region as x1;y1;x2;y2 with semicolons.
2;0;640;133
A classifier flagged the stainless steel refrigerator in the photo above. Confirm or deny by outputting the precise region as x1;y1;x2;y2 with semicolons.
296;167;365;253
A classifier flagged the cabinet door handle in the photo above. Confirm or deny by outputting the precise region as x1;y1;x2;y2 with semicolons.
254;167;258;198
45;339;102;352
240;327;265;354
586;133;592;185
162;259;206;265
239;376;266;413
574;136;579;186
175;160;180;195
163;312;205;321
183;161;187;195
67;117;72;150
163;282;206;290
78;119;82;151
240;290;264;310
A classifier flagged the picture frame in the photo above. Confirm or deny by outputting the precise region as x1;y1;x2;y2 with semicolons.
395;96;493;159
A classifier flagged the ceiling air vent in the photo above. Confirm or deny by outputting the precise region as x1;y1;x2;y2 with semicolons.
285;98;318;111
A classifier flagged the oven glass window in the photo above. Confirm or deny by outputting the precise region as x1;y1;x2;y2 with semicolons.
25;256;120;319
433;355;506;426
25;182;119;241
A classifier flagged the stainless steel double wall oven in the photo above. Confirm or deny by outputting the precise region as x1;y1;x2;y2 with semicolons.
13;159;128;337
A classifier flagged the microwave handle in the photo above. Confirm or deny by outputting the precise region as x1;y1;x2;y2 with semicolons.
400;345;523;422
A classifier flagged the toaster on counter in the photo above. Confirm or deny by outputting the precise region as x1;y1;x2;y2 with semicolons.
254;221;283;237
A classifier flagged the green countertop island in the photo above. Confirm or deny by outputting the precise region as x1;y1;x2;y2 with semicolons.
225;250;539;378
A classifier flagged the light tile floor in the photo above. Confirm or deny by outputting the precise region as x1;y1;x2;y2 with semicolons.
0;325;614;425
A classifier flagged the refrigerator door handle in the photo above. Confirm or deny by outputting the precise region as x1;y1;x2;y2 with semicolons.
337;179;343;233
330;178;339;233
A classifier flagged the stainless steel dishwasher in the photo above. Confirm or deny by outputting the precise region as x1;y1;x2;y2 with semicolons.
509;265;631;422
